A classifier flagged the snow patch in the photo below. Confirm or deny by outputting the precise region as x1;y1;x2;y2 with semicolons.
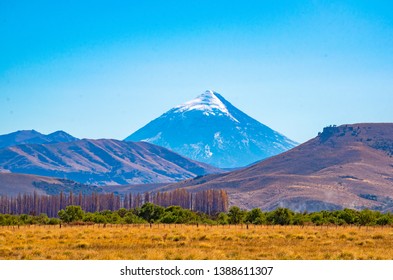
242;139;249;146
142;132;162;142
204;144;213;158
214;132;224;149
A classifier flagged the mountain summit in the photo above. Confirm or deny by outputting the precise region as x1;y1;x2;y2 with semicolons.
0;130;78;149
125;90;297;168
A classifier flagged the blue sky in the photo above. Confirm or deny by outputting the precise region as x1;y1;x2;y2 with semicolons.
1;1;392;143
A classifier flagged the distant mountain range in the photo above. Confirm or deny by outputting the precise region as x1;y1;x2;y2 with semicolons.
0;139;222;185
125;90;297;168
0;130;78;148
2;116;392;213
160;123;393;212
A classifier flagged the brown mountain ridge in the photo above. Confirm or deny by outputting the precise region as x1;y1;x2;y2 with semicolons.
160;123;393;212
0;139;222;186
0;172;104;196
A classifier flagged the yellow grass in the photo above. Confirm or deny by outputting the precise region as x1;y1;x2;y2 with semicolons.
1;224;393;260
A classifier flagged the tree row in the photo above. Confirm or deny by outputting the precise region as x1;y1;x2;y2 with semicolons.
0;204;392;227
0;189;228;217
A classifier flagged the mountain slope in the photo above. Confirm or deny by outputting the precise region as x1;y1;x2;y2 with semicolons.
160;123;393;212
0;172;103;196
0;130;78;148
0;139;222;185
125;90;297;168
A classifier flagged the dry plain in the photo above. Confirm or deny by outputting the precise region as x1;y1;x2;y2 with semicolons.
1;224;393;260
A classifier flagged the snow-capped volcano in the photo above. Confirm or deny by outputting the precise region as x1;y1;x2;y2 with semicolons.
125;90;298;168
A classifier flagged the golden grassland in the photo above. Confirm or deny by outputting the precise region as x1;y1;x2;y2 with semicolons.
1;224;393;260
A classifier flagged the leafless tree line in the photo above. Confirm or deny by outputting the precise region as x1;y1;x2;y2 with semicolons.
0;189;228;217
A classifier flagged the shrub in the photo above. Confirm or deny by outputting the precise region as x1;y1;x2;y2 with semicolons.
228;206;246;224
245;208;266;225
58;206;85;223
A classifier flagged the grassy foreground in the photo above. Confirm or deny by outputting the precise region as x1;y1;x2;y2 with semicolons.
1;224;393;260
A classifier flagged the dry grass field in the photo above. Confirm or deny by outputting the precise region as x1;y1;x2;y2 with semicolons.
1;224;393;260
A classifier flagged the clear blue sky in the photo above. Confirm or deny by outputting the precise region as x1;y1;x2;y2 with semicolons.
1;1;392;143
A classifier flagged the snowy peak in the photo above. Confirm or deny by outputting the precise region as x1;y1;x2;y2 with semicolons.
173;90;239;122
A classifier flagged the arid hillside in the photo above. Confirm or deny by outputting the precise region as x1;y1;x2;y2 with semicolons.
161;123;393;211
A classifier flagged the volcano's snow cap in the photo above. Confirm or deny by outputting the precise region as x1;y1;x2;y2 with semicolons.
174;90;239;122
